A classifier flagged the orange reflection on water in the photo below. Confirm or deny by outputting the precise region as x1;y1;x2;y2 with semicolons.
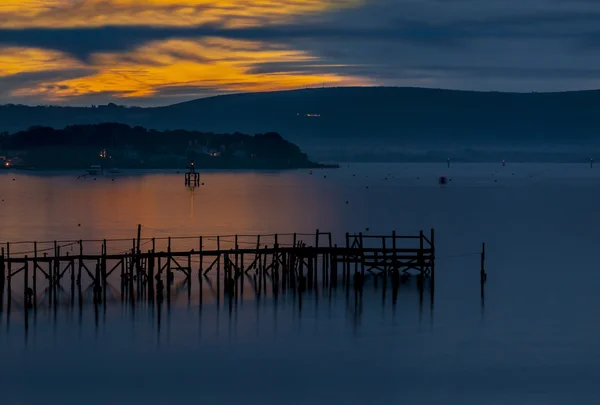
0;171;343;246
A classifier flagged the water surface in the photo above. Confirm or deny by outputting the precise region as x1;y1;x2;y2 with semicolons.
1;163;599;405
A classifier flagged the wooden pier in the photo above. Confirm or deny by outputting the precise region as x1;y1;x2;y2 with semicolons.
0;228;435;312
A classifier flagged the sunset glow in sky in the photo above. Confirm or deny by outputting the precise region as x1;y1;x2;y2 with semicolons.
1;0;599;105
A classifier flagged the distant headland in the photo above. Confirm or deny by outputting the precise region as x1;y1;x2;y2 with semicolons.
2;87;600;162
0;123;335;170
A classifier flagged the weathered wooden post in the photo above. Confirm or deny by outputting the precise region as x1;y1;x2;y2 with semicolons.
6;243;11;302
359;232;365;280
216;236;221;303
0;248;4;312
33;242;38;308
147;250;155;303
78;240;83;285
101;248;107;305
344;233;350;288
240;251;244;299
94;259;101;304
187;252;192;300
430;228;435;282
307;249;314;290
167;237;172;304
480;242;486;284
419;230;424;277
234;234;239;274
24;257;31;309
390;231;397;286
315;229;320;288
198;236;203;303
331;245;338;288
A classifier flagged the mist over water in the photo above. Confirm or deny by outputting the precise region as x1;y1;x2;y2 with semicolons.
1;163;599;405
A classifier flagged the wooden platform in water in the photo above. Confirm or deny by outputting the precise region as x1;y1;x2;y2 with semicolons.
0;229;436;311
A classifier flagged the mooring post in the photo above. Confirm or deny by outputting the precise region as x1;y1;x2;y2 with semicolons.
419;230;425;277
136;225;142;285
480;242;486;284
187;252;192;300
344;233;350;287
262;244;267;292
359;233;365;281
24;257;30;309
129;248;135;304
216;236;221;303
390;231;397;285
0;248;5;312
120;257;125;303
234;234;239;273
68;252;74;307
94;259;101;304
315;229;320;288
167;237;172;304
430;228;435;282
240;252;244;299
101;248;107;305
273;235;279;292
291;233;296;279
78;240;83;285
147;250;155;303
33;242;38;308
6;243;11;300
46;252;52;306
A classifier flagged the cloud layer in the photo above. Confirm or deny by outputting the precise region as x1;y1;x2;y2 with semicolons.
1;0;600;105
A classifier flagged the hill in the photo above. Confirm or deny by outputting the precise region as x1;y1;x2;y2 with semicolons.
1;87;599;161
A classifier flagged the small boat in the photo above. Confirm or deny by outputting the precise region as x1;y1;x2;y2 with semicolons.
87;165;102;175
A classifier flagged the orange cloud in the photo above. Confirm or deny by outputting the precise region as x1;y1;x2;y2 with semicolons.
0;47;83;77
11;38;369;101
0;0;362;28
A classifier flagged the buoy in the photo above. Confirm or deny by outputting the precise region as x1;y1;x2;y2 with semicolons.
346;201;349;204
502;160;506;167
439;175;447;185
78;224;81;227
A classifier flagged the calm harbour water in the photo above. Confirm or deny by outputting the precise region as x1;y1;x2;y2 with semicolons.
1;163;600;405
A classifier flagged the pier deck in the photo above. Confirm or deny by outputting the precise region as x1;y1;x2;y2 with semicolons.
0;229;435;311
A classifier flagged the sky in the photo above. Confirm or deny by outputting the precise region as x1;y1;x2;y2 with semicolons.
1;0;600;106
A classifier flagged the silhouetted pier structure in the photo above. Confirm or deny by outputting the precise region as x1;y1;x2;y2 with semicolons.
0;228;435;312
184;161;200;187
